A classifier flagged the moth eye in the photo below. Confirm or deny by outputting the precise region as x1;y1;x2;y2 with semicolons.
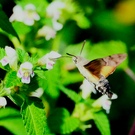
73;57;77;63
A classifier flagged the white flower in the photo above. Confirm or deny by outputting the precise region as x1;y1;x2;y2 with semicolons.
38;51;61;70
0;97;7;108
9;4;40;26
52;20;63;31
80;79;97;99
17;62;34;84
92;94;117;113
0;46;17;70
46;1;65;20
37;26;56;40
9;5;24;22
23;4;40;26
29;88;44;98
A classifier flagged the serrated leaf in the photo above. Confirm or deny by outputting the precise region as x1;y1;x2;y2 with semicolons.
21;97;48;135
16;48;29;63
59;85;83;103
0;107;27;135
94;111;111;135
34;70;46;79
5;71;20;87
0;5;20;41
47;108;80;134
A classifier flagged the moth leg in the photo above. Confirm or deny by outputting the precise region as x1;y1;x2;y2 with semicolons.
95;76;113;98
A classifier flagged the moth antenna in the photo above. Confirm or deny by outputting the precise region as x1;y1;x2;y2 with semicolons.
80;40;86;55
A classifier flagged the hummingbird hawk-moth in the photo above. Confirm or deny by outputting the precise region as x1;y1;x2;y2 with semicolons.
67;41;127;98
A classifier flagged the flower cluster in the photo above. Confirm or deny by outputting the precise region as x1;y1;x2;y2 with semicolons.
37;1;64;40
0;46;61;83
9;4;40;26
0;46;61;108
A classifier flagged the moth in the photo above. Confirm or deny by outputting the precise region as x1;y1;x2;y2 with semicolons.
67;41;127;98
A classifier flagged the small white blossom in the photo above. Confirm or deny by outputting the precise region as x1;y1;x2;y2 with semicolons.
29;88;44;98
17;62;34;84
0;46;17;70
46;1;65;20
37;26;56;40
52;20;63;31
92;94;117;113
10;4;40;26
0;97;7;108
9;5;24;22
38;51;61;70
80;79;97;99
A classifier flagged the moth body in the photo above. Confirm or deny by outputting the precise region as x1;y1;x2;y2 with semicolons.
72;56;99;83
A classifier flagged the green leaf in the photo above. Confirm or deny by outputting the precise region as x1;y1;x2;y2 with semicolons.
0;107;27;135
8;94;24;107
40;64;60;100
16;48;29;62
34;70;46;79
5;71;20;88
93;111;111;135
0;5;20;41
21;97;48;135
0;47;5;59
47;108;80;134
59;85;83;103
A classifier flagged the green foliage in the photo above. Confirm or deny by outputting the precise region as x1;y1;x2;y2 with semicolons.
59;85;83;103
47;108;80;134
0;47;5;59
16;48;30;63
0;107;27;135
40;64;60;100
5;71;20;87
21;97;48;135
94;111;111;135
0;4;20;41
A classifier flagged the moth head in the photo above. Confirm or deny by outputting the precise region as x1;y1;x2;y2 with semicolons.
66;53;89;65
66;53;78;63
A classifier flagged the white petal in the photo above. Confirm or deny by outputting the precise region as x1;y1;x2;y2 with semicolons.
5;46;16;58
22;77;30;84
48;51;61;59
53;20;63;31
0;97;7;107
20;62;33;69
0;57;9;66
46;60;55;70
17;70;23;78
29;88;44;98
25;4;36;10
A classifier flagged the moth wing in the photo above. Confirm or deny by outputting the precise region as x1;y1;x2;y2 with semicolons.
84;53;127;79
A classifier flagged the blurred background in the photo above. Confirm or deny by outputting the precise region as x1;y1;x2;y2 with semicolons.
0;0;135;135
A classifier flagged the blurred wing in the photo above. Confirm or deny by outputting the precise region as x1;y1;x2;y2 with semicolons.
84;53;127;79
